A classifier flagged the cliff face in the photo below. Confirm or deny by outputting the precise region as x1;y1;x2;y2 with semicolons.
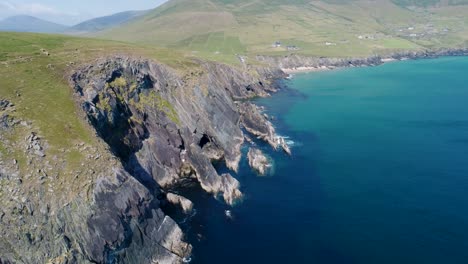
0;56;288;263
0;104;191;263
70;58;284;204
68;57;286;262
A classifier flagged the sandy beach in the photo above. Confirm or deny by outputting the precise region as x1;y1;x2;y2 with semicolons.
281;65;334;74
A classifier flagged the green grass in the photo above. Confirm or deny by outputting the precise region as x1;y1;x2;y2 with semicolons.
96;0;468;58
173;31;246;55
131;90;180;124
0;32;196;178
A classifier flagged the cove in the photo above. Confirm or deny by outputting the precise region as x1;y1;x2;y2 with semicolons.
185;56;468;264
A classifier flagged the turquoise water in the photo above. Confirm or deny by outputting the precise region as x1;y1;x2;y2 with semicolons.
186;57;468;263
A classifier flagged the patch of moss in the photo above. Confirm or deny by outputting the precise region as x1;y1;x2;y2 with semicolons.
131;90;180;124
96;94;112;112
108;77;127;89
129;82;138;93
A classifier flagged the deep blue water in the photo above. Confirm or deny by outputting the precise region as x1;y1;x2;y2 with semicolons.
183;57;468;264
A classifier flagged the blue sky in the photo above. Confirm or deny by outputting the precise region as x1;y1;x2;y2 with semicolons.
0;0;168;25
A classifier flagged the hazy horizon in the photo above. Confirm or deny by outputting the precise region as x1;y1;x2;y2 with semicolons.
0;0;168;25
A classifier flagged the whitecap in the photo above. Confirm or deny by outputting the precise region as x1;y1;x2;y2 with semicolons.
275;135;296;147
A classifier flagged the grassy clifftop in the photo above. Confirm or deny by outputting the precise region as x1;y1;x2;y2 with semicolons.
0;32;197;205
97;0;468;58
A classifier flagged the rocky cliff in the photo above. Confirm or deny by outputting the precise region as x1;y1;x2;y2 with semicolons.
0;56;289;263
70;57;287;204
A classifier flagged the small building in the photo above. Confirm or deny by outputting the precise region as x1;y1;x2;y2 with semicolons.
286;45;299;51
272;41;282;48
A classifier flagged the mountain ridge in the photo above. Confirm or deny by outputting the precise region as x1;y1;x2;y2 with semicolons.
67;10;150;34
0;15;68;33
0;10;151;35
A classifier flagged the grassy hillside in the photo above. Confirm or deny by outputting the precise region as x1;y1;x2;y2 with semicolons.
0;33;198;201
98;0;468;58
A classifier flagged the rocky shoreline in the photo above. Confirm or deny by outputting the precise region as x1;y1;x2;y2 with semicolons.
67;57;289;263
257;48;468;74
0;54;293;263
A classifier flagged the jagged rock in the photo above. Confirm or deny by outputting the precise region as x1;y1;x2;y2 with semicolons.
0;99;10;111
240;102;278;148
25;133;46;157
166;193;194;214
277;137;292;155
247;148;270;175
0;114;10;130
70;57;283;206
220;173;243;205
201;142;225;161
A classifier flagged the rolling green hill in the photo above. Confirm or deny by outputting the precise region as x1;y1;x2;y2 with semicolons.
97;0;468;58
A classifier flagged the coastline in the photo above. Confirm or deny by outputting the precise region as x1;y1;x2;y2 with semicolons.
281;65;334;74
280;57;395;74
261;48;468;75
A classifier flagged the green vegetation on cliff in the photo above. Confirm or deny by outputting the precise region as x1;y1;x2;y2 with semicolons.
0;32;192;204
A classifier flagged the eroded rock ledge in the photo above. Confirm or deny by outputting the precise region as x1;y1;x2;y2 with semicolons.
247;148;271;176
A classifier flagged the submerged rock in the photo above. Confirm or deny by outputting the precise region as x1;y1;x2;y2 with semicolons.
247;148;270;176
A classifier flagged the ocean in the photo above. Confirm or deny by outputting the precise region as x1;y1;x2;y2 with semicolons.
181;56;468;264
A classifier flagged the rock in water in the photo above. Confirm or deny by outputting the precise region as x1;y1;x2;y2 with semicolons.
247;148;270;176
166;193;194;214
277;136;292;155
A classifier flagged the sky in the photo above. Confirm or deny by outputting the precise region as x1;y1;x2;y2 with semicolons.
0;0;168;25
